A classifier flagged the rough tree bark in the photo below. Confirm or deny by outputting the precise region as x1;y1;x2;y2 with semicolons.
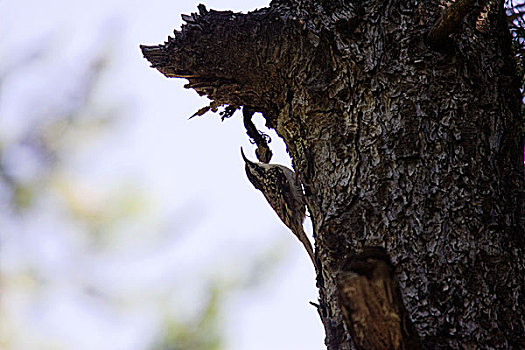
141;0;525;349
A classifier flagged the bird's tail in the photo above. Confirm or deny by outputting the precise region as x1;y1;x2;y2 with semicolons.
297;227;318;271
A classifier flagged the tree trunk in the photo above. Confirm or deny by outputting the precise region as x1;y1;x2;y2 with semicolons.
141;0;525;348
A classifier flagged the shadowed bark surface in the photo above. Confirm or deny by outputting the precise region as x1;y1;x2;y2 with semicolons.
141;1;525;348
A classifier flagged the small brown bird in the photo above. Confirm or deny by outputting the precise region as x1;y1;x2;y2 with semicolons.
241;148;316;268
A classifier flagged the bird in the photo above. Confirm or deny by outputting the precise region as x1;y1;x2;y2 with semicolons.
241;147;316;268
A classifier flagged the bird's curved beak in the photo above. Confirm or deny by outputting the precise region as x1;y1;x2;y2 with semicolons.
240;147;253;165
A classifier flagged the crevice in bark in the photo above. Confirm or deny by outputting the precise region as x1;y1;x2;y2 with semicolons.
337;247;422;350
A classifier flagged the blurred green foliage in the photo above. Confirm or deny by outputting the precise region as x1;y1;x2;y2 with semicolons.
153;285;224;350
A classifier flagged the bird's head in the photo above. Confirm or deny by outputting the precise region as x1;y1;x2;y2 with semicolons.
241;147;268;191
